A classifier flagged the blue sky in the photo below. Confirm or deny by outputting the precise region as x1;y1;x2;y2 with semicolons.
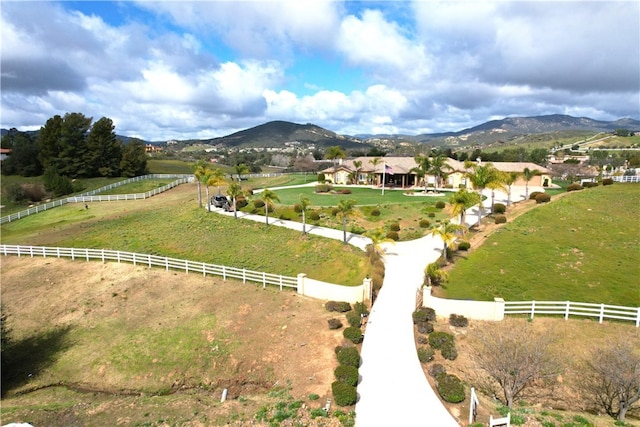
2;1;639;141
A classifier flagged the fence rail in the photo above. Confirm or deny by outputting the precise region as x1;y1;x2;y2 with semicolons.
1;245;298;291
611;175;640;183
1;174;192;225
504;300;640;327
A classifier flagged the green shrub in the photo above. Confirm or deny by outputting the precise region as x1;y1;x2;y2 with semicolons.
293;203;302;213
253;199;265;208
602;178;614;186
428;212;436;218
386;231;399;241
353;302;369;317
346;311;362;328
4;183;28;203
417;321;434;334
334;365;359;386
429;331;454;349
332;381;357;406
337;188;352;194
435;201;446;209
343;326;363;344
535;193;551;203
457;241;470;251
413;307;436;323
567;183;583;192
235;196;248;209
328;318;343;330
441;341;458;361
493;203;506;214
417;346;435;363
349;224;365;235
419;219;431;228
308;393;320;401
494;214;507;224
436;374;465;403
370;208;381;217
316;183;332;193
389;222;400;231
310;408;328;418
583;181;599;188
336;347;360;367
309;211;320;221
417;335;429;345
449;314;468;327
428;363;446;378
325;301;352;312
331;207;339;216
529;191;543;200
317;173;325;182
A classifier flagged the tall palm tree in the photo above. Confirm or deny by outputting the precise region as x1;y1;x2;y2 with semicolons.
202;168;214;209
429;220;466;262
299;194;311;235
522;167;541;200
369;157;382;185
449;188;481;226
502;171;521;206
487;175;507;214
413;155;430;192
324;145;346;179
465;163;501;227
208;168;227;196
233;163;250;181
352;160;362;185
364;227;395;260
261;188;280;226
193;160;209;208
336;199;356;244
429;154;452;191
226;182;243;219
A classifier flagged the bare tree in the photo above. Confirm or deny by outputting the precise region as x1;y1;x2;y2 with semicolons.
472;321;561;408
582;338;640;422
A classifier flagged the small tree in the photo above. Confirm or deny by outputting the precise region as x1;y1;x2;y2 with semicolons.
472;321;561;408
336;199;356;244
226;182;243;219
429;220;466;262
582;338;640;422
261;189;280;226
299;194;311;235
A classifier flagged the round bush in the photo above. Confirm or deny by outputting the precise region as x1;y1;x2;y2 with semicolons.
602;178;614;186
412;307;436;323
567;183;583;192
419;219;431;228
389;222;400;231
441;341;458;361
331;207;339;216
315;184;332;193
353;302;369;317
334;365;359;386
428;363;446;378
417;346;435;363
428;212;436;218
493;203;506;214
343;326;363;344
436;374;465;403
457;241;470;251
332;381;357;406
253;199;265;208
529;191;543;200
309;211;320;221
535;193;551;203
328;318;343;330
235;196;248;209
336;347;360;367
370;208;381;217
583;181;599;188
449;314;469;327
417;335;429;345
317;173;326;182
386;231;399;241
346;311;362;328
435;201;446;209
325;301;352;313
417;321;434;335
293;203;302;213
429;331;454;349
494;214;507;224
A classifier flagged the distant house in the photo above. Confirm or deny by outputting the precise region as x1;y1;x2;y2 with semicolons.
0;148;12;161
322;156;553;189
145;144;164;153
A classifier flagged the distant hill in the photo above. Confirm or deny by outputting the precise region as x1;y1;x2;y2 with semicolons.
202;120;371;150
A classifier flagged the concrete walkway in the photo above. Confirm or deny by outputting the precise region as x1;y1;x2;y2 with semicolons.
209;186;539;426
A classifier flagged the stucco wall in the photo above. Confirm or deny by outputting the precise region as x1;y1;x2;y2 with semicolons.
423;286;505;321
298;274;371;303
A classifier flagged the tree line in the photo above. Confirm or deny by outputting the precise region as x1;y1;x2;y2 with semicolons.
2;112;147;180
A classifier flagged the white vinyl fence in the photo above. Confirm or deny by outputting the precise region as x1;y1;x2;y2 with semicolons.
504;300;640;327
1;174;192;224
1;245;298;291
611;175;640;183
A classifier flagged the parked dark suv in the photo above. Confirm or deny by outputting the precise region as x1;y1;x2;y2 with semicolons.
211;195;229;208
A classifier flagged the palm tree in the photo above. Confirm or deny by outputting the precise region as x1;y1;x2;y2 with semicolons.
324;146;346;180
208;168;227;196
429;154;452;191
502;171;521;206
522;167;541;200
299;194;311;235
449;188;481;226
261;188;280;226
364;227;395;260
193;160;209;208
352;160;362;185
487;175;507;214
413;155;430;192
465;163;501;227
336;199;356;244
429;220;466;262
233;163;250;181
425;262;449;287
226;182;243;219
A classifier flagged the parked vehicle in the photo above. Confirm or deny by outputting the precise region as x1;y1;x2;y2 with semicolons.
211;195;229;208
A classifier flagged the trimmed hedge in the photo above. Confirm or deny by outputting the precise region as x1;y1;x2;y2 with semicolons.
494;214;507;224
346;311;362;328
315;183;333;193
325;301;352;312
419;219;431;228
334;365;359;387
386;231;399;241
435;201;446;209
328;318;343;330
417;346;435;363
370;208;381;217
441;341;458;361
602;178;614;186
413;307;436;323
336;347;360;367
535;193;551;203
429;363;446;378
583;181;598;188
449;314;468;327
493;203;506;214
429;331;454;349
309;211;321;221
389;222;400;231
529;191;543;200
343;326;363;344
332;381;357;406
417;321;434;334
436;373;465;403
457;241;470;251
567;183;583;192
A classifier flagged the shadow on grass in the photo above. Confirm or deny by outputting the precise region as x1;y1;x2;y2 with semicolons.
1;326;72;397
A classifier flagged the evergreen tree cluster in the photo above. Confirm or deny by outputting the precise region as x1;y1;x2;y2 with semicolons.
2;112;147;179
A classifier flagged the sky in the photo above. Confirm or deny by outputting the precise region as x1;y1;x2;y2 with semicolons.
1;1;639;141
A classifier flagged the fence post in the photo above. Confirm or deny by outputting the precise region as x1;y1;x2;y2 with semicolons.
636;308;640;328
494;297;505;321
530;300;536;319
165;257;169;271
599;304;605;324
263;272;266;288
565;301;570;320
297;273;306;296
243;268;246;283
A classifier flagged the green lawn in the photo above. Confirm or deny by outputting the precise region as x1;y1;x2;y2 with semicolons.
98;179;173;195
269;186;448;207
444;183;640;305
